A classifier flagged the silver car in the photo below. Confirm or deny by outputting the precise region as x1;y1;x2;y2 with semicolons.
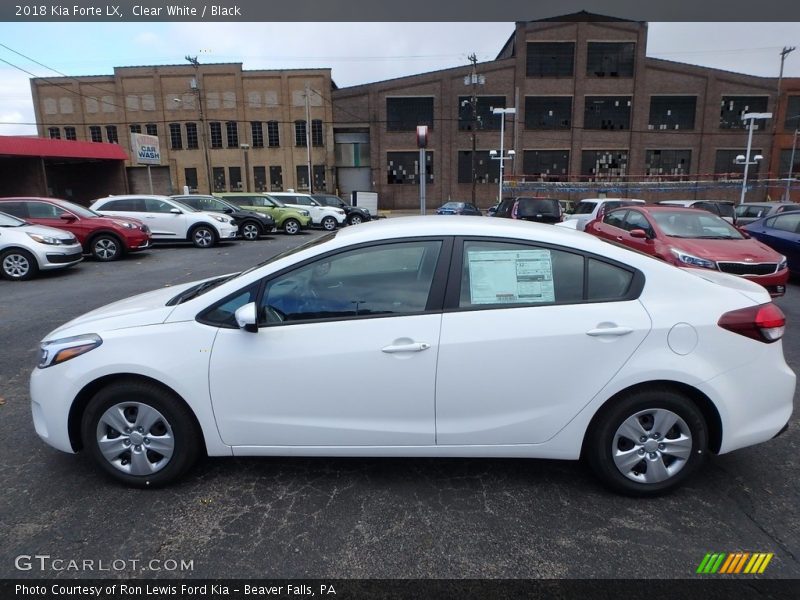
0;211;83;280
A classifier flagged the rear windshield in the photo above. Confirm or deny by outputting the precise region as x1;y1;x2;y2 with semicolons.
515;198;560;216
714;203;735;218
573;201;598;215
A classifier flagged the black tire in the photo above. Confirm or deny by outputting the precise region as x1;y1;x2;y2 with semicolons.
584;387;708;497
321;216;337;231
89;233;123;261
81;379;201;488
240;220;262;241
189;224;217;248
283;218;300;235
1;248;39;281
348;214;363;225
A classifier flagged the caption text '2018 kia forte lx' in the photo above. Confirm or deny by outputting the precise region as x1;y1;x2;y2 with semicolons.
30;217;794;496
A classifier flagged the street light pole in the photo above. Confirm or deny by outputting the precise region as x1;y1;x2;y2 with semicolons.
737;112;772;204
491;107;516;203
185;55;213;194
240;143;250;192
785;128;798;202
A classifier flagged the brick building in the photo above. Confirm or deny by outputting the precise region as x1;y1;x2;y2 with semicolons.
332;13;779;208
31;63;335;198
769;77;800;202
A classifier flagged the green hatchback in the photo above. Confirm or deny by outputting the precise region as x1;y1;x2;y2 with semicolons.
215;193;312;235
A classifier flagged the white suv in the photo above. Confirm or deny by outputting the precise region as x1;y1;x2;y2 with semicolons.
90;195;238;248
268;192;346;231
561;198;646;231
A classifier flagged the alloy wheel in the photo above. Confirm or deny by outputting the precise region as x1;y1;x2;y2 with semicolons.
242;222;260;240
193;227;214;247
2;253;31;279
93;237;119;260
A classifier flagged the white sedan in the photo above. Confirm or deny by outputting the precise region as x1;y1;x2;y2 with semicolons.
30;217;794;495
0;211;83;280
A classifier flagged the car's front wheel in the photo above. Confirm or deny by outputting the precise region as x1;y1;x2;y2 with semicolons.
81;379;201;488
348;214;363;225
321;216;337;231
585;388;707;496
240;221;262;241
90;234;123;261
190;225;216;248
1;248;38;281
283;218;300;235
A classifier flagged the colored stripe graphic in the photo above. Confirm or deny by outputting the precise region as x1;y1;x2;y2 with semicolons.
719;553;736;574
698;552;773;574
697;553;713;574
758;554;774;573
734;553;750;573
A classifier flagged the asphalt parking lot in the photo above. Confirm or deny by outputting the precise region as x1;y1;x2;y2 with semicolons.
0;230;798;580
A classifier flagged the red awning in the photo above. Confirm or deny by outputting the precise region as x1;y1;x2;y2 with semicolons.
0;136;129;160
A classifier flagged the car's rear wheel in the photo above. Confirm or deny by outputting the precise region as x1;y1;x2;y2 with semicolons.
283;218;300;235
90;234;123;261
190;225;216;248
1;248;38;281
321;216;337;231
81;379;201;488
585;388;707;496
348;214;363;225
241;221;262;241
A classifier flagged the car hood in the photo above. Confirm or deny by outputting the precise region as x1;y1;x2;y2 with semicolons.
41;279;210;341
18;223;78;239
90;214;144;227
667;237;782;263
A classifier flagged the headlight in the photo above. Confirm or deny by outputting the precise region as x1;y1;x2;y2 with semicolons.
779;256;788;270
670;248;716;270
210;215;226;223
300;210;310;217
26;233;71;246
38;334;103;369
112;220;136;229
335;209;345;215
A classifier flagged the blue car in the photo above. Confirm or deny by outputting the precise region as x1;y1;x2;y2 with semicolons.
744;212;800;275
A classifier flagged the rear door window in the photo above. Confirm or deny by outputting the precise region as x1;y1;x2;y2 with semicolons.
768;213;800;233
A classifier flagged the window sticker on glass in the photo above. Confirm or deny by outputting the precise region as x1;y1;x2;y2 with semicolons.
468;249;555;304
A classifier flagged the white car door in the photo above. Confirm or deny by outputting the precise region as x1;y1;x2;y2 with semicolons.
207;238;449;447
435;239;651;445
142;198;188;238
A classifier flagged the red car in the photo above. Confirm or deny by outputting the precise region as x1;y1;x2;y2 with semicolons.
0;197;151;261
586;205;789;297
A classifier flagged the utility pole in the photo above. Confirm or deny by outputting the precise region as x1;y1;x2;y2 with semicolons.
185;55;213;194
464;53;485;205
304;82;313;193
774;47;795;133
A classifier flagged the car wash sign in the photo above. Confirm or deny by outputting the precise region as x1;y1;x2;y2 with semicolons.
131;133;161;165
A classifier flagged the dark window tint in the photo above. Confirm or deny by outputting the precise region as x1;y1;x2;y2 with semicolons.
584;96;631;130
261;240;442;323
143;198;175;213
603;209;626;229
524;96;572;130
768;213;800;233
587;258;633;301
622;211;653;234
27;202;66;218
386;97;434;132
514;198;560;217
574;201;598;215
495;198;515;218
587;42;635;77
101;198;142;211
649;96;696;130
201;285;259;328
0;202;27;217
458;96;506;131
526;42;575;77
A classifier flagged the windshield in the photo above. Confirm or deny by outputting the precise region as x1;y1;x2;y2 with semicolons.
651;210;744;239
516;198;560;216
0;212;25;227
573;201;598;215
177;196;228;212
170;200;200;213
57;200;102;218
265;195;286;207
441;202;464;209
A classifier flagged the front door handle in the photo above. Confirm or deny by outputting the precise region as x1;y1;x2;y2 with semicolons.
586;326;633;337
382;342;431;353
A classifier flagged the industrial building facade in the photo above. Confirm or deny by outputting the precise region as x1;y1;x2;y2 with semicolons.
30;13;800;208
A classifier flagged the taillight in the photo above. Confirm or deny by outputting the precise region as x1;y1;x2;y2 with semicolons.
718;303;786;343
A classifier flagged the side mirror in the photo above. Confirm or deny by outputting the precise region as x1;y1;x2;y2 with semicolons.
60;214;77;222
170;208;182;214
223;208;234;214
629;229;648;239
235;302;258;333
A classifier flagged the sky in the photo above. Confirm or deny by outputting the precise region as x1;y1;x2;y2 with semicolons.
1;21;800;136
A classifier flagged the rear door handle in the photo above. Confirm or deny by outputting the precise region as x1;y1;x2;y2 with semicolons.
586;326;633;337
382;342;431;353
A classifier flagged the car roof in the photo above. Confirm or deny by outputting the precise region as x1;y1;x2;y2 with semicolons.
739;202;792;207
95;194;172;200
576;198;646;203
609;205;716;215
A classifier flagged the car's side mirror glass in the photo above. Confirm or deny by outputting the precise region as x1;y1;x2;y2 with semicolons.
629;229;648;239
170;208;182;214
60;214;77;221
223;208;233;214
235;302;258;333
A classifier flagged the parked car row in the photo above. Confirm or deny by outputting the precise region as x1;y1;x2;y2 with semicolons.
0;192;364;281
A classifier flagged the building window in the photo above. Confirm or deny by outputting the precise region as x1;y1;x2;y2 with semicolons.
267;121;280;147
64;126;76;141
715;149;762;180
106;125;118;144
254;166;267;192
645;149;691;179
457;150;500;184
226;121;238;148
251;122;264;148
48;127;60;139
458;96;506;131
186;123;198;149
720;96;769;129
269;166;283;191
581;150;629;181
785;96;800;131
526;42;575;77
212;167;226;192
296;166;310;190
89;126;102;142
229;166;242;191
386;97;434;132
586;42;635;77
209;122;222;148
145;123;157;136
387;151;434;184
649;96;696;130
169;123;182;150
312;119;324;146
129;124;141;134
522;150;570;181
313;165;326;190
524;97;572;130
584;96;632;130
184;168;198;192
295;120;307;147
779;149;800;178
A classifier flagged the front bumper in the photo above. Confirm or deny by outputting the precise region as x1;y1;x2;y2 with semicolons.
217;223;239;239
741;267;790;297
39;246;83;270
